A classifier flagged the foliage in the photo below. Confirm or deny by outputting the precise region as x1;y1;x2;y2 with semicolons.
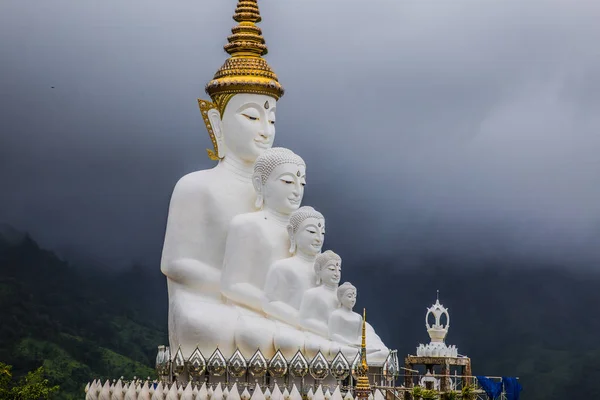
0;234;166;399
3;228;600;399
412;386;439;400
441;390;458;400
460;384;475;400
0;362;59;400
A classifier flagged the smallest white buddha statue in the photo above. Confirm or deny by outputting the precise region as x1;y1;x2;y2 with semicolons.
328;282;361;346
298;250;342;338
328;282;390;361
263;206;325;326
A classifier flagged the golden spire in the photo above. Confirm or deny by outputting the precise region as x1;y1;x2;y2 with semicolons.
361;308;368;369
199;0;284;160
355;308;371;399
204;0;284;111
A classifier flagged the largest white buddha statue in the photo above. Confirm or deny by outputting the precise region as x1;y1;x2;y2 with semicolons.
160;0;284;358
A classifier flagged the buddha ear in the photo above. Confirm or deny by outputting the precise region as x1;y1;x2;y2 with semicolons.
287;225;296;254
198;99;225;160
207;108;225;159
253;174;263;209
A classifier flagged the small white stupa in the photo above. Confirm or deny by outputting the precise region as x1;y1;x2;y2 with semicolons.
416;292;459;358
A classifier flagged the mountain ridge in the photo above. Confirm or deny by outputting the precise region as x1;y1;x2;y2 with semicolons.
1;227;598;399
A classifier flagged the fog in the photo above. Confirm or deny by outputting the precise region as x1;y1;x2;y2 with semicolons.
1;0;599;270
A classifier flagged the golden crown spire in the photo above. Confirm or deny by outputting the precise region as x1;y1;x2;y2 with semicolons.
204;0;284;112
355;308;371;399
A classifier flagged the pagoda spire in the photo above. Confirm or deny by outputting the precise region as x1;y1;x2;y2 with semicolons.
204;0;283;103
355;308;371;400
225;0;268;57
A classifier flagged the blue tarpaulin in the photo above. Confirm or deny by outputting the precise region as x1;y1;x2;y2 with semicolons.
502;377;523;400
476;376;503;399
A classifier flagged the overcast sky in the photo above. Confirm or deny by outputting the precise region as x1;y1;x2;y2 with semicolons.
1;0;599;272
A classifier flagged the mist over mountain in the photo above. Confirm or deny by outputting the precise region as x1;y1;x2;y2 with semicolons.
1;227;599;399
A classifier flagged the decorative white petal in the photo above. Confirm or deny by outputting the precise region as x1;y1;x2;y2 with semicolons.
151;383;164;400
181;382;194;400
343;391;353;400
99;380;111;400
331;386;343;400
264;387;271;400
373;390;385;400
138;382;151;400
324;389;331;400
271;384;282;400
250;383;265;400
282;388;290;400
198;383;209;400
212;382;224;400
228;383;242;400
289;385;302;400
312;385;325;400
306;388;314;400
124;381;138;400
241;387;251;400
112;379;124;400
165;383;179;400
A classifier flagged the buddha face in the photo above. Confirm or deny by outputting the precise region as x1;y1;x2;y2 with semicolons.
295;217;325;256
220;94;277;163
319;260;341;287
263;163;306;214
340;288;357;310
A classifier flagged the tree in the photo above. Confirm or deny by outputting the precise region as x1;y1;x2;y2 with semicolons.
0;362;59;400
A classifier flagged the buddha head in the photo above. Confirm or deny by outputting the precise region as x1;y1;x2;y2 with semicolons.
287;206;325;256
314;250;342;287
337;282;357;310
200;94;277;163
198;0;284;163
253;148;306;214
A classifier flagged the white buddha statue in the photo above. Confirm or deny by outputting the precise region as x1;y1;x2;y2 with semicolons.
159;0;285;358
263;206;325;326
220;147;306;357
298;250;342;338
221;147;306;312
328;282;361;346
327;283;389;361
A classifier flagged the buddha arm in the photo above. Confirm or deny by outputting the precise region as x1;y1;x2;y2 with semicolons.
221;217;267;310
264;301;300;326
161;257;220;287
301;318;329;337
330;333;357;346
160;176;222;288
328;314;359;346
299;294;329;337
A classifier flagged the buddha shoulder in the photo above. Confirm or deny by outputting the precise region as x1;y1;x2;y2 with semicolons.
228;212;266;232
171;170;216;198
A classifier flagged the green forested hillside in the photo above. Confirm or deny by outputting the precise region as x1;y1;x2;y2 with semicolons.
1;229;599;399
0;232;168;399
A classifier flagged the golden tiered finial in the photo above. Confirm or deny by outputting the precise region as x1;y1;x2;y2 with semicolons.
355;308;371;399
360;308;368;371
199;0;284;160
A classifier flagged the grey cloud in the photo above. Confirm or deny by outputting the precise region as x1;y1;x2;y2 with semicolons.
1;0;599;270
